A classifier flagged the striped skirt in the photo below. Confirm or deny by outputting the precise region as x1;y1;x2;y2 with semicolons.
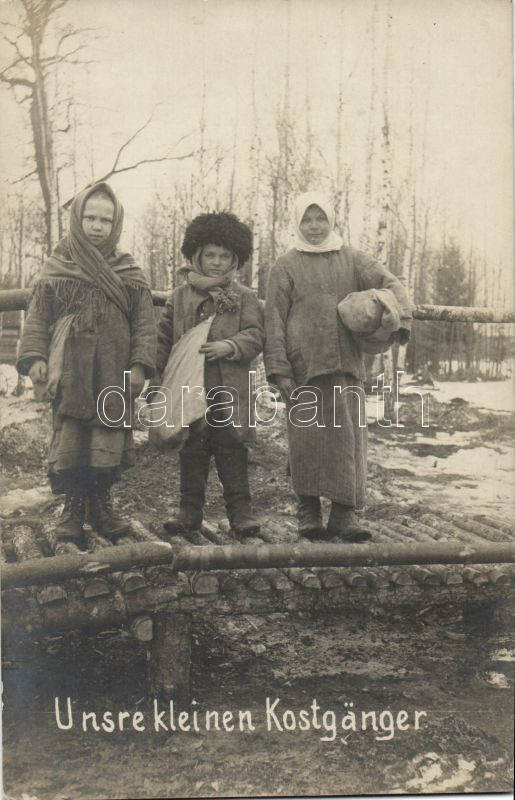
287;373;367;507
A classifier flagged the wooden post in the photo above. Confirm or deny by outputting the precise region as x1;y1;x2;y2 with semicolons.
147;611;191;703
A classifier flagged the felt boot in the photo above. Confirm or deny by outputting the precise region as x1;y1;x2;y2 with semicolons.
326;502;371;543
213;445;260;538
88;478;130;539
297;495;325;540
55;492;86;543
163;446;210;535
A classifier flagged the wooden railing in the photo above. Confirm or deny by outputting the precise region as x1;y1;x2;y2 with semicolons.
0;288;514;323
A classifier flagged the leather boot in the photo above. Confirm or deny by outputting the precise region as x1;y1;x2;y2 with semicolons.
213;445;260;537
87;478;130;539
163;445;210;535
297;495;325;540
327;502;371;543
55;492;86;543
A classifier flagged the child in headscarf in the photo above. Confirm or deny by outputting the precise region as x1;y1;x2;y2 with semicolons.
264;191;411;542
155;212;264;539
17;182;156;545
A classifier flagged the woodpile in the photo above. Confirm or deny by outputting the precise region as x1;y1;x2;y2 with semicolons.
2;510;514;699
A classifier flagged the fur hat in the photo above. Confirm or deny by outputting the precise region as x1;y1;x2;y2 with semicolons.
181;212;253;266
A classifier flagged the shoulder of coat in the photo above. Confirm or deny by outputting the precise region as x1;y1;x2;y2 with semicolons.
235;282;258;299
169;283;190;301
276;248;301;266
343;245;376;266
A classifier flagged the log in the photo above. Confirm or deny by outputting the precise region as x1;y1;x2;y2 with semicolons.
3;577;510;635
473;515;514;536
130;614;153;642
488;568;510;585
200;521;225;545
364;568;391;590
36;584;67;605
3;290;514;323
191;573;219;595
429;564;463;586
12;525;43;561
81;577;112;599
247;574;272;593
0;288;168;312
127;519;164;543
390;569;413;587
442;513;509;544
119;571;147;593
318;569;346;589
147;611;191;701
343;570;368;588
412;304;515;323
220;574;247;594
41;522;85;558
268;571;294;592
85;528;147;593
3;540;515;589
463;567;490;586
285;568;322;589
409;566;441;586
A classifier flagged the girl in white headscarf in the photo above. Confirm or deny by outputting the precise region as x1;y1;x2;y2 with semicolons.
264;192;410;542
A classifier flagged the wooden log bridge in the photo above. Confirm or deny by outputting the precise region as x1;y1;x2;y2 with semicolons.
1;288;515;322
2;540;514;590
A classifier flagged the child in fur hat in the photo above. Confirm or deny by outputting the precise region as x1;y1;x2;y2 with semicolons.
17;183;156;545
156;212;264;538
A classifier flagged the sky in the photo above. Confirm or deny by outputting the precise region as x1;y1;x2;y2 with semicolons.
0;0;513;289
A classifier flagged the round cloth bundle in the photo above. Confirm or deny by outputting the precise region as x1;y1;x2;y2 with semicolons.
337;288;403;354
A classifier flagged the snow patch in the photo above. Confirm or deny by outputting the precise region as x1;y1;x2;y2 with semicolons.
1;486;53;515
483;671;510;689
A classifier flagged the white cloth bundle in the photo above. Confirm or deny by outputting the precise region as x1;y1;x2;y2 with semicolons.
147;316;213;449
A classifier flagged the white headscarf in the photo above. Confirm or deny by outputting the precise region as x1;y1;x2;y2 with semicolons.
293;191;343;253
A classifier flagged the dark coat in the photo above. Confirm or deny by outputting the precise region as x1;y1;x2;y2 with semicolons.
264;246;411;385
18;280;156;425
156;281;265;442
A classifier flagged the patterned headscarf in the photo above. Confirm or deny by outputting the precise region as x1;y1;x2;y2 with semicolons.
40;182;149;317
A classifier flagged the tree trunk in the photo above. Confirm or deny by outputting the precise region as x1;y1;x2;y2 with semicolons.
147;611;191;702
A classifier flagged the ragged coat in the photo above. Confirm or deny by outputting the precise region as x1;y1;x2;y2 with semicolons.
264;245;412;385
18;277;156;426
156;281;265;442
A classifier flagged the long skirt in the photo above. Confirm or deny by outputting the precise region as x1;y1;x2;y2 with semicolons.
48;410;135;494
287;372;367;507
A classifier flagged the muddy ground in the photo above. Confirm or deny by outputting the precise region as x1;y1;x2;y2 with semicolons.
1;387;514;799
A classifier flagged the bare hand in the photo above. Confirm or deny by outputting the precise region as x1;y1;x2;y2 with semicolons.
199;341;234;361
395;328;410;345
130;363;146;395
275;376;296;403
28;360;47;384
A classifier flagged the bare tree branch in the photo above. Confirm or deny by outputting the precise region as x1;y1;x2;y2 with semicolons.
54;25;97;54
98;151;195;182
10;168;38;184
61;149;195;210
0;31;33;74
109;113;155;175
43;41;88;65
0;71;33;88
0;21;24;34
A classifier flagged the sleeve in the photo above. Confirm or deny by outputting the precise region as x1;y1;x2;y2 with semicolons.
155;293;175;375
129;286;157;378
223;339;242;361
225;290;265;363
263;262;295;383
16;282;54;376
355;250;413;332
